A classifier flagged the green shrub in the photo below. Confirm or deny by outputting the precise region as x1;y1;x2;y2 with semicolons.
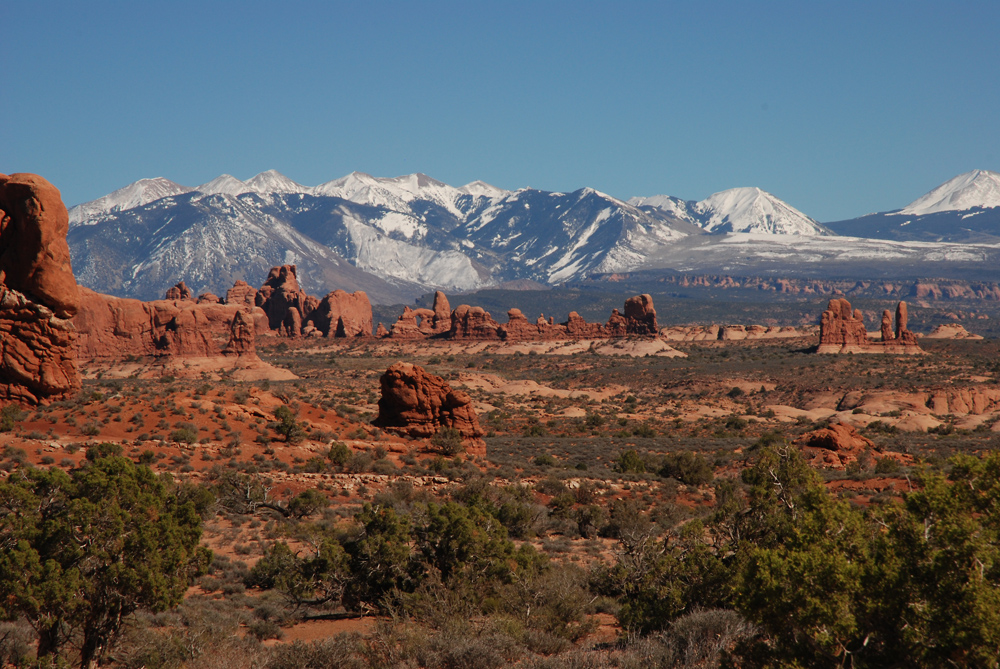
659;451;713;486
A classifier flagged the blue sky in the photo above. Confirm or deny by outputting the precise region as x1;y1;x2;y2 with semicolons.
4;1;998;221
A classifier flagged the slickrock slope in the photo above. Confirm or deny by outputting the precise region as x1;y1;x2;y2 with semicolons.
923;323;984;339
660;324;815;341
0;173;81;403
817;297;923;354
373;362;485;456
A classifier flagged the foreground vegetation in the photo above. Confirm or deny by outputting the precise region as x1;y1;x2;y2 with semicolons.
3;435;1000;668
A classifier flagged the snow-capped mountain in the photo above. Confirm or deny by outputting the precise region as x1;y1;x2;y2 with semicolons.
826;170;1000;242
67;168;999;304
68;177;193;226
629;187;829;235
896;169;1000;216
67;170;692;301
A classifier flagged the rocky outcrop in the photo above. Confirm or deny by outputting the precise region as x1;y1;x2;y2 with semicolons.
450;305;503;340
256;265;315;335
818;297;922;354
0;174;79;317
197;293;221;304
376;323;389;337
389;291;451;338
75;287;266;359
304;289;373;337
660;325;814;341
385;294;663;342
227;309;256;356
623;294;657;335
373;362;485;454
924;324;983;340
226;280;257;307
795;422;909;470
0;173;81;403
165;281;193;301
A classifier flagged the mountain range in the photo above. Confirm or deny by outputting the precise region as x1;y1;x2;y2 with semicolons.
66;169;1000;303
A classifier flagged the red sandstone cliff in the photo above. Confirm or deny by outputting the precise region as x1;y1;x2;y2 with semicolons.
0;173;81;403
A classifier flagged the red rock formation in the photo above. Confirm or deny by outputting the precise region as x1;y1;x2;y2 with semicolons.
256;265;315;335
226;280;257;307
795;422;910;470
0;173;81;403
373;362;485;453
623;294;657;335
198;293;222;304
819;297;920;353
165;281;193;301
499;308;542;340
376;322;389;338
450;305;502;340
305;289;372;337
0;173;79;317
880;310;893;342
427;291;452;334
391;306;434;338
75;287;264;359
566;311;604;338
227;309;256;356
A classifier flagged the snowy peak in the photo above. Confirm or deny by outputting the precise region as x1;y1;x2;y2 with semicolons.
897;169;1000;216
195;174;249;196
458;180;507;198
628;194;694;221
244;170;310;195
632;187;828;235
695;187;827;235
68;177;192;226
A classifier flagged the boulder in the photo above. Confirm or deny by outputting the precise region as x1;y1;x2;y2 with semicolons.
373;362;485;453
795;423;874;469
376;322;390;338
0;173;80;403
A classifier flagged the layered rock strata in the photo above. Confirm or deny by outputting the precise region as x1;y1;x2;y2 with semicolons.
0;173;81;403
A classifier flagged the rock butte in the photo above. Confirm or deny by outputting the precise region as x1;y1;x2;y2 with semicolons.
373;362;485;457
817;297;923;354
0;173;81;403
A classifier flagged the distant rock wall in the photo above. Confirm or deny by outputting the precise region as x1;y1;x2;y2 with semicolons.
386;293;661;342
75;287;267;360
0;173;81;403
